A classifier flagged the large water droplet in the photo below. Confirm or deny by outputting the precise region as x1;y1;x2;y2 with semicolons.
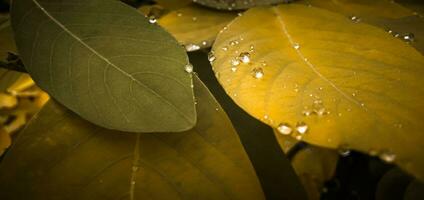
296;122;308;134
252;67;264;79
238;52;251;64
402;33;415;43
148;16;157;24
277;123;293;135
185;63;194;73
293;43;300;50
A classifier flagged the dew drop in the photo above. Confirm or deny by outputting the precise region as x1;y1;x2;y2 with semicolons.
208;51;216;63
222;46;228;51
201;41;208;46
349;15;361;23
252;67;264;79
231;66;237;72
293;43;300;50
229;40;239;46
338;145;351;157
148;16;157;24
177;12;183;17
185;44;200;51
296;122;308;134
277;123;293;135
402;33;415;43
131;181;136;185
231;58;240;66
185;63;193;73
380;150;396;163
192;17;197;21
238;52;251;64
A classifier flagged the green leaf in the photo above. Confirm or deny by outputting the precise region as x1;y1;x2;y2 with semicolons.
11;0;196;132
158;4;237;51
0;19;16;61
210;4;424;180
0;75;265;200
194;0;290;10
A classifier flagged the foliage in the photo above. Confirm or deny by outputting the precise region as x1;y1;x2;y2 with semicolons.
0;0;423;199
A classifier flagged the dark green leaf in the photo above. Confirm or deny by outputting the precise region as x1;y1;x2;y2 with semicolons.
11;0;196;132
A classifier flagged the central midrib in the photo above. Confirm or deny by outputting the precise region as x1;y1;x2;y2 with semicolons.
31;0;194;124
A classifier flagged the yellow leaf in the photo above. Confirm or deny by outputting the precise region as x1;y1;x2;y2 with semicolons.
300;0;413;19
299;0;424;55
6;74;35;95
0;93;17;109
0;76;265;199
159;4;236;51
0;128;11;156
211;4;424;180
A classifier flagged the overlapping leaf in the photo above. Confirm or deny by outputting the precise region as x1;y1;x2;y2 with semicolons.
0;76;265;200
11;0;196;132
159;4;236;51
194;0;289;10
211;4;424;180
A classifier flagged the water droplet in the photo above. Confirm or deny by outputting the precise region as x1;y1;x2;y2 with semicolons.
229;40;239;46
296;122;308;134
303;110;312;116
249;45;255;52
208;51;216;63
185;63;193;73
264;115;269;120
238;12;243;16
231;58;240;66
252;67;264;79
402;33;415;43
177;12;182;17
380;150;396;163
277;123;293;135
192;17;197;21
349;15;361;23
231;66;237;72
148;16;157;24
215;108;219;111
131;181;136;185
338;145;351;157
185;44;200;51
222;46;228;51
238;52;251;64
201;41;208;46
293;43;300;50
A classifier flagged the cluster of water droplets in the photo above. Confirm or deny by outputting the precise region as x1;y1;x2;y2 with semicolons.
277;121;309;140
387;29;415;43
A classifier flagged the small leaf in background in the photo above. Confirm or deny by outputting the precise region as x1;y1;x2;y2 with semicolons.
403;179;424;200
0;75;265;200
155;0;192;10
375;167;413;200
11;0;196;132
274;132;338;200
211;4;424;180
159;4;237;51
194;0;290;10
